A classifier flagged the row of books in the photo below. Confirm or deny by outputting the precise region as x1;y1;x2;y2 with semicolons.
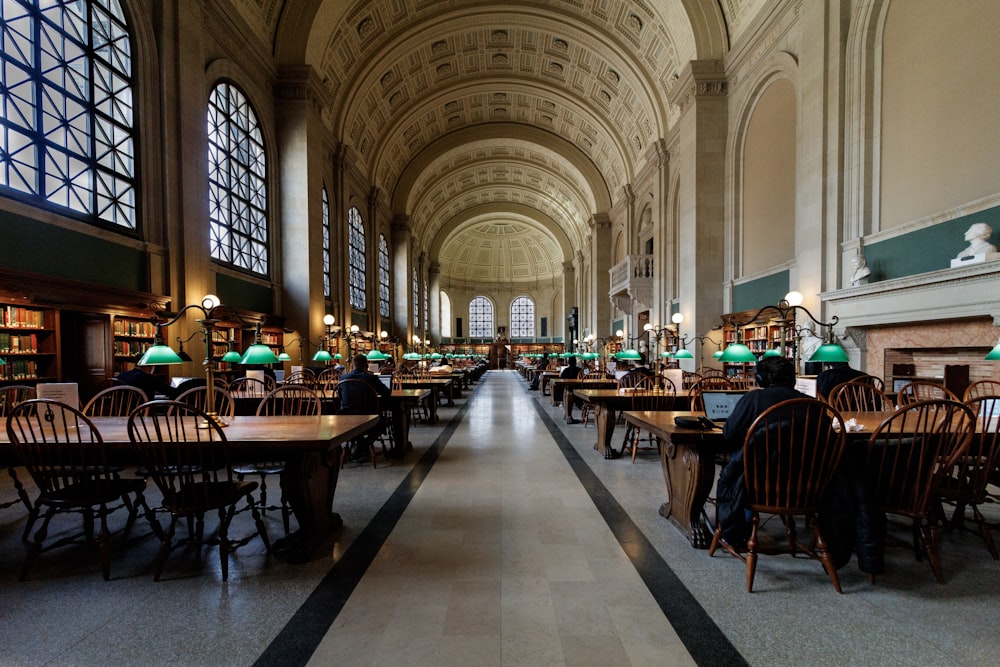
0;332;39;353
1;359;39;380
113;319;156;337
113;340;151;356
1;306;46;329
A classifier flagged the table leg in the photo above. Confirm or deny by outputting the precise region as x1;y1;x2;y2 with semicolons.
593;405;619;459
564;390;576;422
658;436;716;548
276;448;342;562
391;403;411;454
426;389;439;423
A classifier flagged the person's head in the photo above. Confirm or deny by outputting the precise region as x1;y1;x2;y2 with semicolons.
754;356;796;388
567;356;577;367
966;222;992;242
351;353;368;371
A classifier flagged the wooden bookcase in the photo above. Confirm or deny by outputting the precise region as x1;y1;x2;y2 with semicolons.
0;300;60;384
111;315;159;375
721;308;796;376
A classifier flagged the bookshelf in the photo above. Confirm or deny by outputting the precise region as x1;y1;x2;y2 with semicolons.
111;315;159;375
721;308;796;376
0;301;60;384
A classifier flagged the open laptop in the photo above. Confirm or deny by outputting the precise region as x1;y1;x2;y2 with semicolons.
701;390;746;423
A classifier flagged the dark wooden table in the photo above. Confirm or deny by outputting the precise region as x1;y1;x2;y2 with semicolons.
393;378;455;421
1;414;379;562
574;389;690;459
549;379;618;416
622;410;729;548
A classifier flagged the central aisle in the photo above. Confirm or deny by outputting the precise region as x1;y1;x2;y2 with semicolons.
306;371;696;666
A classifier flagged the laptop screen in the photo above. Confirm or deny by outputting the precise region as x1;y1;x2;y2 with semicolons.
701;390;746;422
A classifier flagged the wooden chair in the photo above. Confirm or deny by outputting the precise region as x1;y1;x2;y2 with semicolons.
728;372;758;390
580;368;614;427
283;369;317;388
175;385;236;419
863;399;975;583
936;395;1000;559
337;379;390;468
896;380;958;406
622;378;676;462
690;376;734;412
83;384;149;417
7;399;149;581
316;367;341;391
964;379;1000;401
0;384;38;512
127;400;269;582
827;380;895;413
229;376;270;398
233;385;322;536
708;398;848;593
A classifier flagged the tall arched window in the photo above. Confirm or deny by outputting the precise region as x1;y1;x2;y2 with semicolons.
347;206;366;309
440;291;452;338
378;234;390;318
469;296;494;339
510;296;535;338
412;268;419;331
0;0;136;229
208;81;268;274
423;280;428;334
322;187;330;299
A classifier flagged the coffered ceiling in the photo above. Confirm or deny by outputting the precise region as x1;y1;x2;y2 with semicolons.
228;1;759;284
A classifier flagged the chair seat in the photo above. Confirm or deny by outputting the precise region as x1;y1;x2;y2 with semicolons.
39;478;146;508
166;480;258;515
233;461;286;476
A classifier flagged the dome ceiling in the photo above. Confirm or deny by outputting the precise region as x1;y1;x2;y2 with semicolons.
239;1;749;283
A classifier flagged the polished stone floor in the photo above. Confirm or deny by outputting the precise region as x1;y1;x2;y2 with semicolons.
1;370;999;666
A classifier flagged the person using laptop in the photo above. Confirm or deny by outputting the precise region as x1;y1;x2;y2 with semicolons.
716;356;811;546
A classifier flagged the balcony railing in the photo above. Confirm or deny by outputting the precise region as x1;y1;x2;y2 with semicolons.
608;254;653;313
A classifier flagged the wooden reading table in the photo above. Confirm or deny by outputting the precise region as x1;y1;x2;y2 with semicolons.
574;389;690;459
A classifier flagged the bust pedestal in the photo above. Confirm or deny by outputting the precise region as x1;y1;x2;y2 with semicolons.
951;251;1000;268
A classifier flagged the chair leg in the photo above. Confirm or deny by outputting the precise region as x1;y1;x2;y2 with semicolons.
972;504;998;559
708;524;723;556
20;507;55;581
745;514;760;593
812;521;843;594
152;516;178;582
920;522;945;584
97;507;112;582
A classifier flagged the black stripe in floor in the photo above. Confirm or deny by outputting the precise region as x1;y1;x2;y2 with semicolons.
528;392;748;667
255;378;481;667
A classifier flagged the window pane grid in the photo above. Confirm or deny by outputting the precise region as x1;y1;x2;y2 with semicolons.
207;81;268;275
322;187;330;298
412;268;419;331
348;206;366;309
378;234;390;318
0;0;136;229
510;296;535;338
469;296;493;339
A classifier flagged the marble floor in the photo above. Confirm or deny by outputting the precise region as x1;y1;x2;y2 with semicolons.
1;370;999;666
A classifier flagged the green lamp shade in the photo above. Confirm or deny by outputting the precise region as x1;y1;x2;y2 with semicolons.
221;349;242;363
712;350;723;360
660;351;672;358
0;356;6;365
762;348;783;358
808;343;849;363
402;352;421;360
334;353;343;360
430;352;443;359
719;343;757;363
673;348;694;359
986;344;1000;360
312;350;334;363
278;352;291;361
367;350;389;361
241;344;280;365
616;348;642;361
137;344;183;365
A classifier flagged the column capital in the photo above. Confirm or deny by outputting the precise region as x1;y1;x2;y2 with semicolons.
589;213;612;231
668;60;728;114
563;260;575;272
274;65;332;115
428;261;441;275
391;216;412;235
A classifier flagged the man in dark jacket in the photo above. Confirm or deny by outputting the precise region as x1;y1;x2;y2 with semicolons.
816;361;867;399
338;354;392;459
715;355;884;573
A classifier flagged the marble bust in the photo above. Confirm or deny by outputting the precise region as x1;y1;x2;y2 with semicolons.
850;254;871;286
955;222;997;260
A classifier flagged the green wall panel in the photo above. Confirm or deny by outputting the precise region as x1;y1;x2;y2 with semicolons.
0;211;145;291
865;207;1000;281
732;270;789;312
215;273;273;313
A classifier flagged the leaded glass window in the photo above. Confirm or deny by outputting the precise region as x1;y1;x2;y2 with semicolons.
322;187;330;298
510;296;535;338
378;234;390;318
207;81;268;274
469;296;493;339
412;268;419;331
440;291;452;338
0;0;136;229
423;279;428;334
348;206;366;309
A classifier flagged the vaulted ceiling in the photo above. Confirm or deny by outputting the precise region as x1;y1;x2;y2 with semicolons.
229;1;761;285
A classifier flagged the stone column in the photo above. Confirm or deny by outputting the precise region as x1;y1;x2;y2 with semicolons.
391;217;412;340
275;66;332;342
562;260;576;341
668;61;728;343
590;214;614;336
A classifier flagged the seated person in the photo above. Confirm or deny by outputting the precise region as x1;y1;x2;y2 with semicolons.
716;356;884;573
816;362;867;399
528;353;549;390
116;365;178;399
560;356;585;421
338;354;393;459
428;360;453;374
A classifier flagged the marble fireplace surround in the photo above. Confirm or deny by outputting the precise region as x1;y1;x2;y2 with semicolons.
821;260;1000;377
